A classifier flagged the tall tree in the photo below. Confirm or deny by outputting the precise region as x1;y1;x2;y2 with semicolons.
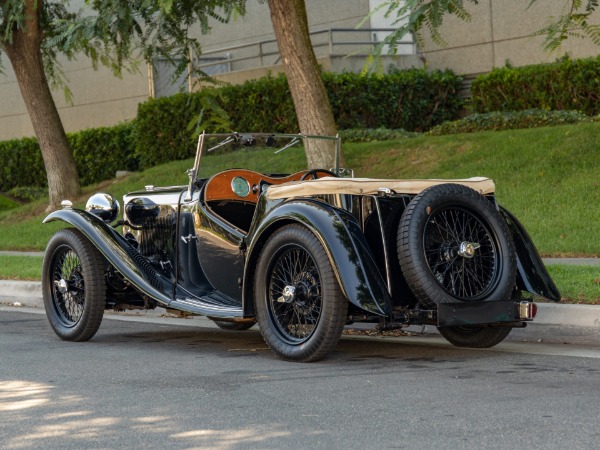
0;0;243;210
2;1;80;211
267;0;338;169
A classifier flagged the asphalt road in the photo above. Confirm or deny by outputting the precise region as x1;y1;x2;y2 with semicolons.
2;309;600;450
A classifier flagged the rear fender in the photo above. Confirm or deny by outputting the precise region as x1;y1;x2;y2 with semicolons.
44;208;173;305
243;199;392;317
498;206;561;301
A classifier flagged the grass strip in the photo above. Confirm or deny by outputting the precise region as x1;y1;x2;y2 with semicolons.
546;265;600;304
0;255;43;281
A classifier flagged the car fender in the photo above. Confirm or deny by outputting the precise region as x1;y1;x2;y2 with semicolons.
498;206;561;301
244;198;392;317
44;208;173;305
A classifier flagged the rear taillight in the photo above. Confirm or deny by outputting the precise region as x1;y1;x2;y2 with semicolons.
517;301;537;320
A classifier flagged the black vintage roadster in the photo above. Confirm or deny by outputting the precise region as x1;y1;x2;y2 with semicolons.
42;133;560;362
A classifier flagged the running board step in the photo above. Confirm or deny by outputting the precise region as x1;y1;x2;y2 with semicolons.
169;291;243;318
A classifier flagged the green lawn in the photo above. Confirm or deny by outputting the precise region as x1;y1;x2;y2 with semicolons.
1;122;599;257
0;194;19;212
0;255;43;281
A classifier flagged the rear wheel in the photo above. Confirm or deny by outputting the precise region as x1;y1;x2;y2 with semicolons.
42;228;106;341
438;326;512;348
397;184;517;347
254;224;347;362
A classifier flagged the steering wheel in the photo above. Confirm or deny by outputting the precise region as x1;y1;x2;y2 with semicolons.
300;169;338;181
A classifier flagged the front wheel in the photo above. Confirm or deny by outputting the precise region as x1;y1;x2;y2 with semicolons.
254;224;347;362
438;326;512;348
42;228;106;341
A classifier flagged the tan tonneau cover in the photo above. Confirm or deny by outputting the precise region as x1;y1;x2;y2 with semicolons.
265;176;495;200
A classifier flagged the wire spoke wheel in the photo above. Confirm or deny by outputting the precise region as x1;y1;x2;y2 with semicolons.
267;245;322;344
42;228;106;342
424;206;498;301
51;247;86;327
255;224;347;362
398;184;517;348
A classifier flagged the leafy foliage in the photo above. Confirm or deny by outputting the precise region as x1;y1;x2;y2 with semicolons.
0;123;138;192
360;0;479;61
136;70;463;167
7;186;47;203
470;56;600;115
428;109;595;135
69;123;139;186
0;1;247;87
529;0;600;51
0;137;46;193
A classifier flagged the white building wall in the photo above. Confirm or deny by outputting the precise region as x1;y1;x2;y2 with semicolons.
419;0;600;75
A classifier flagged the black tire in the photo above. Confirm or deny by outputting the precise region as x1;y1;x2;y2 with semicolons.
438;326;512;348
42;228;106;341
397;183;516;309
254;224;347;362
212;320;255;331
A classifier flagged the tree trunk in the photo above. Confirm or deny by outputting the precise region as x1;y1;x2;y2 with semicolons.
3;0;80;211
268;0;341;169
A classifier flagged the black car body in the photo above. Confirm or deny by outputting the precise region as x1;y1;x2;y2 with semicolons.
42;133;560;362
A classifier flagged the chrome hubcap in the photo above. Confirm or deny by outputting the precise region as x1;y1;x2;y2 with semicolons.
277;285;296;303
458;241;481;259
54;279;69;294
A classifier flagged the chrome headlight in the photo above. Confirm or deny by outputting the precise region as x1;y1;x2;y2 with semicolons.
86;193;120;223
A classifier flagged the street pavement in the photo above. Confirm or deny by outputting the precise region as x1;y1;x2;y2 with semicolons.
2;279;600;346
1;251;600;345
2;308;600;450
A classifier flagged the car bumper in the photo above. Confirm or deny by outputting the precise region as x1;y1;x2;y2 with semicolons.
437;300;537;328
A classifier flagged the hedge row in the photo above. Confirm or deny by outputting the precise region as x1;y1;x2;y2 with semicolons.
0;122;138;192
471;56;600;115
428;109;595;136
136;69;463;168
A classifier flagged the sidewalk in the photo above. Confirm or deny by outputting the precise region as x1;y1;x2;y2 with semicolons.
2;279;600;345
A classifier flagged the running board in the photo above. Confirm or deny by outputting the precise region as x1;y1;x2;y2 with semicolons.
169;291;243;318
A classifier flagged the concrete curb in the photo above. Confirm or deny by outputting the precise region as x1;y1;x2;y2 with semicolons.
2;280;600;345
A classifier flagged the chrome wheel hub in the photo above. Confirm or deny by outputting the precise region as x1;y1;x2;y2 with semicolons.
55;278;69;294
458;241;481;259
277;285;296;303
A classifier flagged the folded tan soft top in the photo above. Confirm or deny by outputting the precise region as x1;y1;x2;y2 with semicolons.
265;176;495;200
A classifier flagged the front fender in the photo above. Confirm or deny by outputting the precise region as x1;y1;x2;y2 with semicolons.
44;208;173;305
498;206;561;302
244;198;392;317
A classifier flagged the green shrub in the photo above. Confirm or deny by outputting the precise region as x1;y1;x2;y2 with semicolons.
136;69;463;167
471;56;600;115
69;122;139;185
326;69;462;131
428;109;594;135
7;186;47;202
0;137;45;192
0;122;137;192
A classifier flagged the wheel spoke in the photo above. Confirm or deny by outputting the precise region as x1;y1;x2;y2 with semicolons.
51;248;86;326
267;244;322;343
424;206;499;300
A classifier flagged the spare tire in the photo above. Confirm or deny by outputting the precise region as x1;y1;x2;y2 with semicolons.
397;184;516;309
